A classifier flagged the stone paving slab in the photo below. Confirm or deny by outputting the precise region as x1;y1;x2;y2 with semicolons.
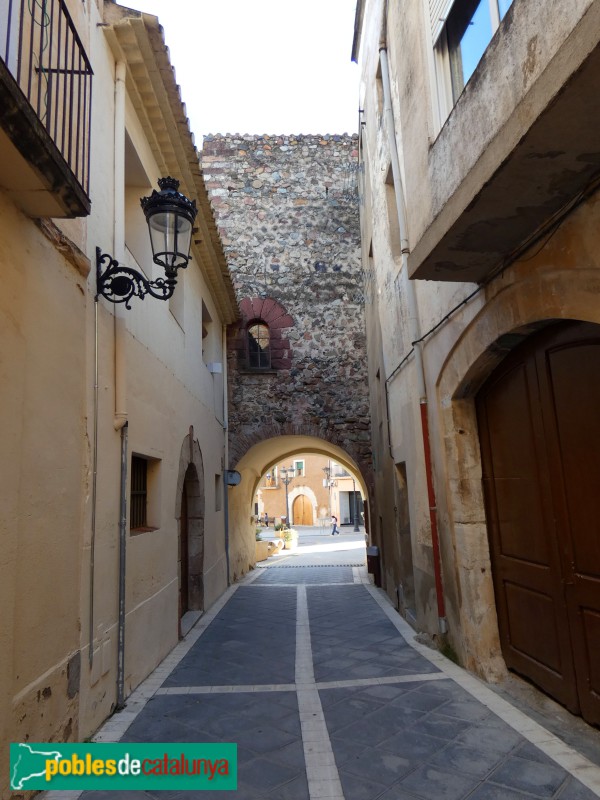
163;587;297;687
46;563;600;800
308;585;440;682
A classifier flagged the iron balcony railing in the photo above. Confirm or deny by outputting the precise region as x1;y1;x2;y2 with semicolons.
2;0;93;196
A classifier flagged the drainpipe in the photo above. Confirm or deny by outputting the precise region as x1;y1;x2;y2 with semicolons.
89;296;99;667
222;324;231;585
379;46;447;635
114;60;129;706
116;422;128;709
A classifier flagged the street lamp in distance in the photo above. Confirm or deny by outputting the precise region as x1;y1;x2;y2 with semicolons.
352;477;360;532
280;465;295;528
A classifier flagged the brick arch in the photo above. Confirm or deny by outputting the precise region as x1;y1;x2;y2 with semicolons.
233;296;294;370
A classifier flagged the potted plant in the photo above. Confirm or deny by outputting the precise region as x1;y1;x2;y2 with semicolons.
283;528;298;550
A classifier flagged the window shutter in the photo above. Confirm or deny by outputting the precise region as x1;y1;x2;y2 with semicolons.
430;0;455;44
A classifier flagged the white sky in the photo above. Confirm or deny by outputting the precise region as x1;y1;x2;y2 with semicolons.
122;0;360;140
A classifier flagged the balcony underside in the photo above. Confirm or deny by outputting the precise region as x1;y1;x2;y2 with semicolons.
409;41;600;283
0;59;90;218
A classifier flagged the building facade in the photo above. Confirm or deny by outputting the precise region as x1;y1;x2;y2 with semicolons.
354;0;600;725
0;1;237;794
201;134;371;581
256;454;364;529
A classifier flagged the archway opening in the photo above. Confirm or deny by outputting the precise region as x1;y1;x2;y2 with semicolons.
226;435;371;582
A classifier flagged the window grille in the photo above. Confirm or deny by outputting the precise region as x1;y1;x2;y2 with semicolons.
130;456;147;530
247;322;271;369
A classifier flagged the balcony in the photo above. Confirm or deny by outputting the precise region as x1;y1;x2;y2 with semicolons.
0;0;92;217
407;0;600;283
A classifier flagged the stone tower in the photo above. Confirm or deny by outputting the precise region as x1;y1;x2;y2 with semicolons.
202;133;372;524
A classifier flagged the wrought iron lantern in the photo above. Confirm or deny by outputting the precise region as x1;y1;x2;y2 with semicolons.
96;177;198;308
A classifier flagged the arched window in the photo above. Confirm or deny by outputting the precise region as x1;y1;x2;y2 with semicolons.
247;322;271;369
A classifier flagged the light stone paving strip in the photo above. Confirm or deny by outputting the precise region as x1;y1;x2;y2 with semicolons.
296;584;345;800
154;672;447;697
365;581;600;797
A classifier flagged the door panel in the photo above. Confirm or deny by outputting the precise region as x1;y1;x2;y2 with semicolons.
479;321;600;723
477;325;582;714
293;495;312;525
504;582;563;674
539;328;600;723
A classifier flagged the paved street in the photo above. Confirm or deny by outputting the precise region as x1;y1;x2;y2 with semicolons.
45;530;600;800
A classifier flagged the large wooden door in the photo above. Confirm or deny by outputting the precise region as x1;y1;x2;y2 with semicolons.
293;495;313;525
477;321;600;724
180;481;189;617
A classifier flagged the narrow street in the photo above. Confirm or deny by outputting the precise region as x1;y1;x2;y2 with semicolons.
46;530;600;800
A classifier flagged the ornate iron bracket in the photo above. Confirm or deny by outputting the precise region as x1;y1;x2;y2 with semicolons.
95;248;176;309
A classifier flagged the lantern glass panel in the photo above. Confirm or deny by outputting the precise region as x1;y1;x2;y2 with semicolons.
148;211;193;270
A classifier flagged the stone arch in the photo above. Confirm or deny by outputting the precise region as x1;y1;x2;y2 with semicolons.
227;433;372;581
175;430;205;622
435;268;600;680
229;420;372;492
288;485;318;525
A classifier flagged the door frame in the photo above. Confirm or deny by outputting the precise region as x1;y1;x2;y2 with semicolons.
292;494;313;526
288;485;317;526
175;431;205;634
434;269;600;681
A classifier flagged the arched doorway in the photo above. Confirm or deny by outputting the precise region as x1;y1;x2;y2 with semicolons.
292;494;313;525
477;321;600;724
179;463;204;623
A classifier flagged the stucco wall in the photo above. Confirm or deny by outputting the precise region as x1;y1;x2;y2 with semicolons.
380;0;599;276
356;0;600;677
0;3;234;793
0;189;87;791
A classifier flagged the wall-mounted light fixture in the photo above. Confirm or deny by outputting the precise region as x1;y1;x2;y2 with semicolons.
96;177;198;309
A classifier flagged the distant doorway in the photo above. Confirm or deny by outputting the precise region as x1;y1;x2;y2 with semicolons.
293;494;313;525
179;463;204;625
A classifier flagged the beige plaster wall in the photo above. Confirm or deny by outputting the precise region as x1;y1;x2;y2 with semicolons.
382;0;597;261
0;189;88;793
0;4;232;791
357;0;600;675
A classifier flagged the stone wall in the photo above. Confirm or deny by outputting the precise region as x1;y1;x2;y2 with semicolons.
201;134;372;481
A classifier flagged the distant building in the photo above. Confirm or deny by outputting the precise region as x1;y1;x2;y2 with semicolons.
255;454;364;529
354;0;600;725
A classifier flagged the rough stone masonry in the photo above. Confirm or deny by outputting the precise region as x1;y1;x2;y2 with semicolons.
201;133;372;483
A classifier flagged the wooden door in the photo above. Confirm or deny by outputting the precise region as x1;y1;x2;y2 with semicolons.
477;321;600;723
293;495;312;525
180;482;189;617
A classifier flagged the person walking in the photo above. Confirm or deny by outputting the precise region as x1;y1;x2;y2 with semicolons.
263;512;269;527
331;515;339;535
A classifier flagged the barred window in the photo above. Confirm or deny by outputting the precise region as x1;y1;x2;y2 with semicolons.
130;456;147;530
247;322;271;369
